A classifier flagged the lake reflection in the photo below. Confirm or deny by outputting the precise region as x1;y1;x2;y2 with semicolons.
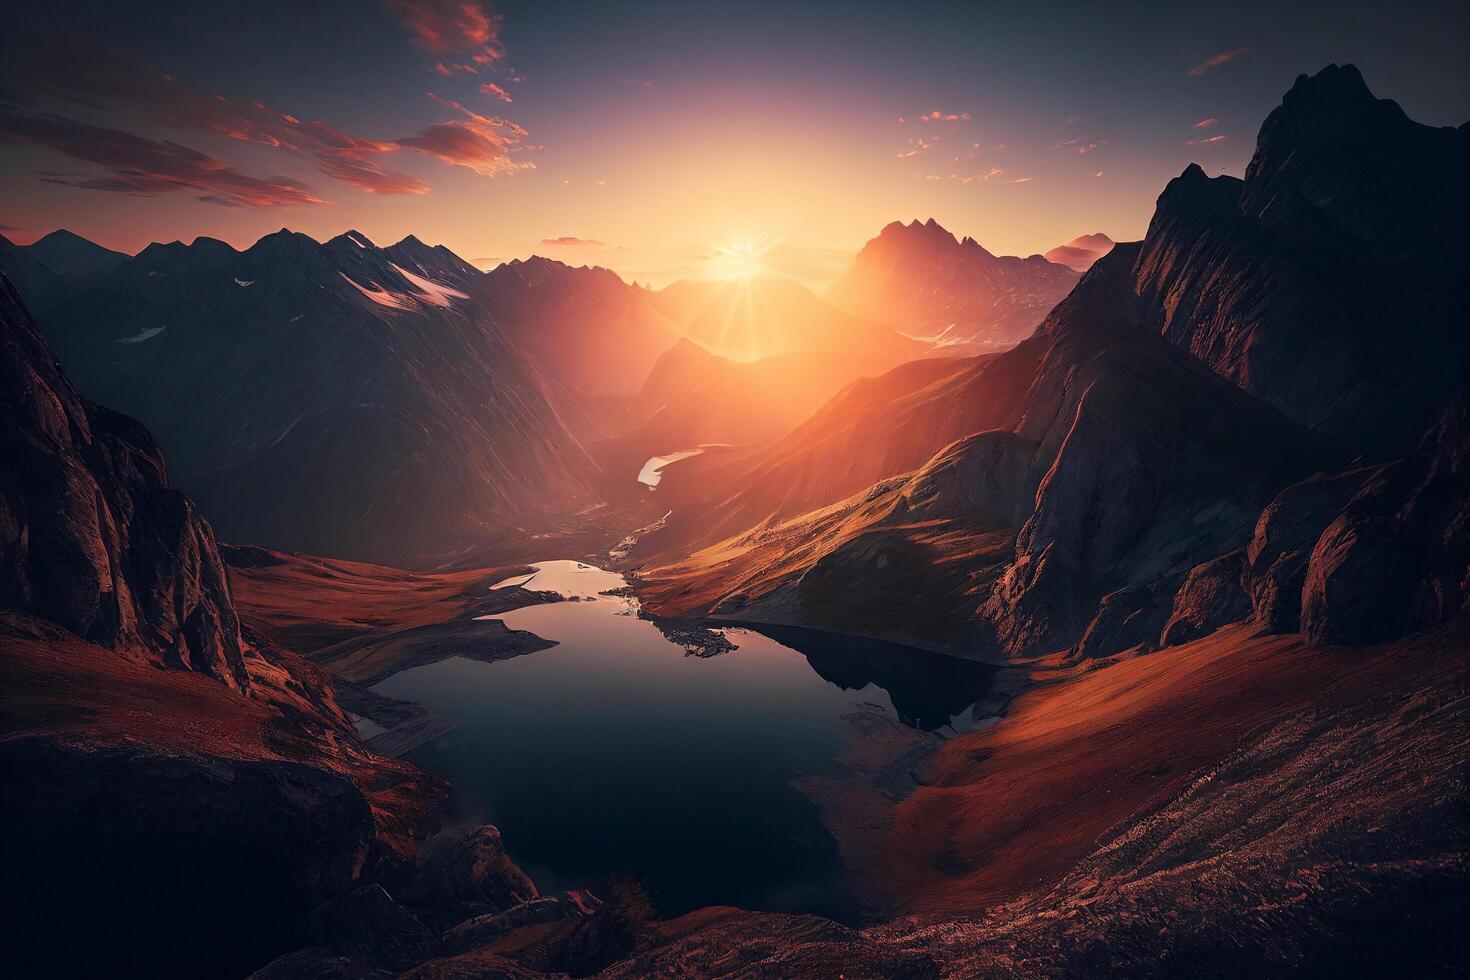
374;560;995;921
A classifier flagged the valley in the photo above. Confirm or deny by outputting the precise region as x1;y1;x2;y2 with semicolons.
1;37;1466;980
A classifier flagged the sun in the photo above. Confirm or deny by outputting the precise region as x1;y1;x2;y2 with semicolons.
710;242;765;281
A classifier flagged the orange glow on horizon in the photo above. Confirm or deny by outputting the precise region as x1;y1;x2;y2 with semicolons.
708;242;766;281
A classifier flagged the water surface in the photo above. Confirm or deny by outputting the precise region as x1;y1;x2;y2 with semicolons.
374;560;996;920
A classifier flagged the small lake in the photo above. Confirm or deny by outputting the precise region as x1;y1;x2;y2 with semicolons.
635;445;731;488
373;560;997;921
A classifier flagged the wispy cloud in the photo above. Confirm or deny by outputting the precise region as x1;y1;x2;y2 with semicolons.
397;92;530;176
384;0;505;75
9;47;430;195
480;82;513;103
0;105;324;207
540;236;605;247
1185;134;1228;145
1006;176;1035;184
1193;117;1219;129
919;110;972;123
1187;49;1245;76
620;79;654;88
1053;135;1106;155
1091;170;1104;177
897;136;934;159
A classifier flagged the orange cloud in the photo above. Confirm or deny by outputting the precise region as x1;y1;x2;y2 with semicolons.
919;110;972;123
1188;49;1245;76
1006;176;1034;184
396;92;528;176
480;82;513;103
540;236;607;247
896;137;934;159
1193;117;1219;129
385;0;505;74
1185;134;1228;145
11;52;428;195
0;105;325;207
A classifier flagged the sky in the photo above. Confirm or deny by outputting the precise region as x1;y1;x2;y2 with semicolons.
1;0;1467;287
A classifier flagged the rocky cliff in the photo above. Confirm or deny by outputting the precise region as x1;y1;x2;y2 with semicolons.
0;274;247;686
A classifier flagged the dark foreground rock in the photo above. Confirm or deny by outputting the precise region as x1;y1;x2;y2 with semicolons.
397;825;541;929
306;885;439;971
0;738;373;980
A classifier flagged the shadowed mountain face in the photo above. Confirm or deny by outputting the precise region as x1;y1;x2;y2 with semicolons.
0;274;246;687
824;219;1081;353
638;65;1470;660
1043;232;1115;272
482;257;679;397
0;234;67;314
1134;65;1470;455
31;230;599;566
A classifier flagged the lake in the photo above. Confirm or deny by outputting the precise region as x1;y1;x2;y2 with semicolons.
373;560;997;921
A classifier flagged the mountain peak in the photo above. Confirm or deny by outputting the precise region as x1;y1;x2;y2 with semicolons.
189;236;238;254
1241;62;1466;253
23;229;131;284
331;229;377;249
33;229;93;248
1285;63;1373;107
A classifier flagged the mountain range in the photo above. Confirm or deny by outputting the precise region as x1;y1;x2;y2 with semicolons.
1;61;1466;979
7;218;1055;565
634;64;1470;663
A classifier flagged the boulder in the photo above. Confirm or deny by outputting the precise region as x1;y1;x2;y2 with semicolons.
1242;469;1369;633
1160;550;1252;647
400;825;538;922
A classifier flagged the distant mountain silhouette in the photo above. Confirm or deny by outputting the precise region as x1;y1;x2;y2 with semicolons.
25;229;129;286
483;256;678;396
0;233;66;313
1043;233;1114;272
825;219;1080;352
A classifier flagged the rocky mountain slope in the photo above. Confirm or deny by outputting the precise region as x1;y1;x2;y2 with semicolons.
825;218;1081;352
635;65;1469;663
639;246;1330;654
1133;64;1469;455
31;230;599;565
